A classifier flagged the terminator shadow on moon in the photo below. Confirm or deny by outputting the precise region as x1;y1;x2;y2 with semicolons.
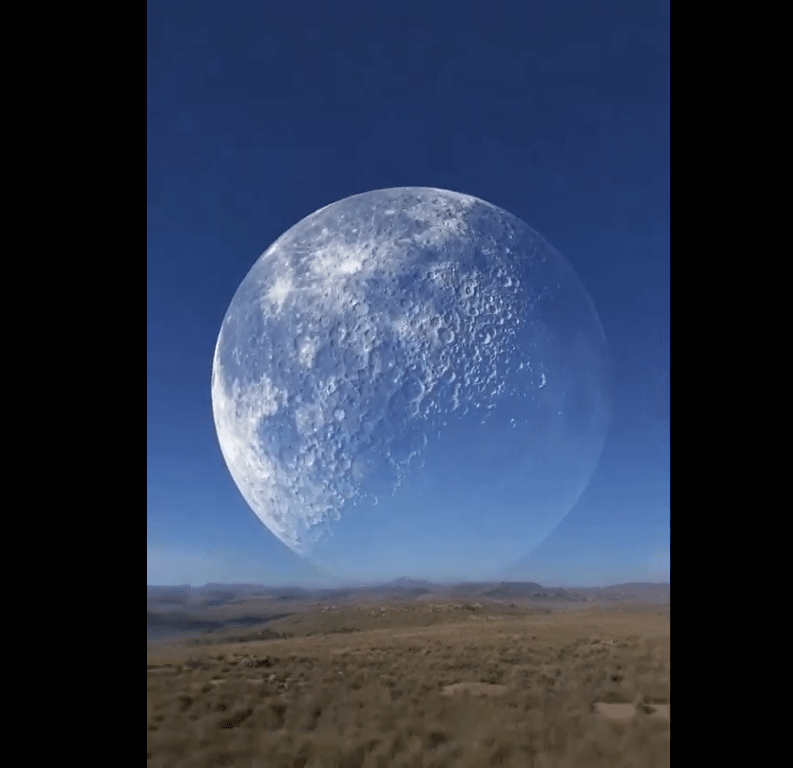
212;187;611;583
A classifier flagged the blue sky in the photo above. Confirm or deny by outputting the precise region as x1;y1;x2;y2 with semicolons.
147;0;669;587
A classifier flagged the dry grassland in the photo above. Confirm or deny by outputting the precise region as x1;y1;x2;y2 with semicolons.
147;601;669;767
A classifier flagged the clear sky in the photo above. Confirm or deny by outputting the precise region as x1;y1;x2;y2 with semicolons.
147;0;670;588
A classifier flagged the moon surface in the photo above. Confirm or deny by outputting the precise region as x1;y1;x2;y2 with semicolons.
212;187;610;582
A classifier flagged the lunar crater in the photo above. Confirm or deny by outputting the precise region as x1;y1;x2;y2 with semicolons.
212;187;610;579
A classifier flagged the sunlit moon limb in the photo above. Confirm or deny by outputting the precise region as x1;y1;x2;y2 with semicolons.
212;187;611;582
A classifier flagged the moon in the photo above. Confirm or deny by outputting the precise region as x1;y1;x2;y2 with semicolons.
212;187;610;582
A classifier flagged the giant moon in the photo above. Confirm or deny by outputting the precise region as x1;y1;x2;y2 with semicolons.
212;188;610;582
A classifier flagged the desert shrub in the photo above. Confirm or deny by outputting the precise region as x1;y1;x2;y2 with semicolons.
148;605;669;767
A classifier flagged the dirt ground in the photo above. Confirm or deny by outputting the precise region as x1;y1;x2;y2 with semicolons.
147;601;669;767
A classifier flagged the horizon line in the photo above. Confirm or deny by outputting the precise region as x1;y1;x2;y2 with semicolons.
147;578;670;590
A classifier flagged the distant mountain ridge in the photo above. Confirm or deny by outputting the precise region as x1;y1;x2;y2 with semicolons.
147;580;669;645
481;582;545;597
148;579;669;605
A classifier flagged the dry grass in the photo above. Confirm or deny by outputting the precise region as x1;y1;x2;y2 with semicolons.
147;602;669;767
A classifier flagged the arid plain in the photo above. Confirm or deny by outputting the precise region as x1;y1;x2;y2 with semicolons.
147;581;670;767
